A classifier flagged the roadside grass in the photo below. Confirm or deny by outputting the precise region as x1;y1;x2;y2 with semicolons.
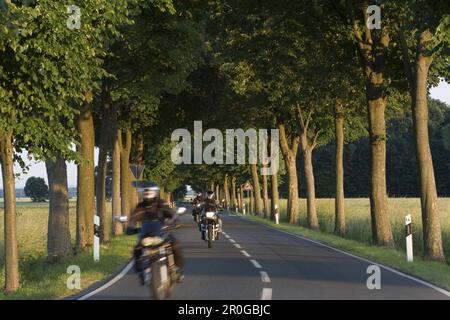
233;198;450;292
0;199;136;299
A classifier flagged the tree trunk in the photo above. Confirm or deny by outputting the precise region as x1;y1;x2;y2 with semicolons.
249;189;254;215
76;96;96;250
96;101;111;243
224;174;230;208
302;146;319;229
334;103;346;236
120;128;132;219
413;31;444;260
278;123;299;224
238;186;243;212
231;176;237;210
250;164;263;216
262;169;269;219
112;127;122;236
0;131;19;292
367;91;393;246
351;13;393;246
270;172;279;221
215;184;220;202
46;155;71;262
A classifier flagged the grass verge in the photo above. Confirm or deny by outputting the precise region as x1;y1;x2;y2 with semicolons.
0;234;136;300
232;212;450;292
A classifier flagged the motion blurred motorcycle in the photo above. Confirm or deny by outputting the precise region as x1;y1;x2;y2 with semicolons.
126;207;186;300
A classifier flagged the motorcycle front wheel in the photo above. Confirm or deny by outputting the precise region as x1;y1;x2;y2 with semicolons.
151;262;171;300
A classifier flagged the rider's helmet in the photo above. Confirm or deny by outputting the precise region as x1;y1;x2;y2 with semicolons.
206;190;214;200
143;186;160;200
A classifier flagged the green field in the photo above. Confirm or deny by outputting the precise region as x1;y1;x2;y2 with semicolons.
243;198;450;259
0;200;135;299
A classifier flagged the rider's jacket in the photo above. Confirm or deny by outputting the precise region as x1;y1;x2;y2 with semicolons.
202;198;222;212
131;198;175;223
192;196;204;207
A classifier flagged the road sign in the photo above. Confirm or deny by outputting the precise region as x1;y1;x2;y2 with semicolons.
129;164;145;180
243;181;253;191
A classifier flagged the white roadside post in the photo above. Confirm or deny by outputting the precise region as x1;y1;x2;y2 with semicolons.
275;205;279;225
94;215;100;262
405;214;413;262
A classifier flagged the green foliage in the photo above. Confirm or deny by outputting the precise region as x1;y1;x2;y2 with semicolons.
23;177;48;202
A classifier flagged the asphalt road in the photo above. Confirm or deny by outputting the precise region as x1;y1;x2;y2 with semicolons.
79;207;450;300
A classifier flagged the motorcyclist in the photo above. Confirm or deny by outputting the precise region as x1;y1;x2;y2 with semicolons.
199;190;223;240
127;186;184;282
192;192;204;223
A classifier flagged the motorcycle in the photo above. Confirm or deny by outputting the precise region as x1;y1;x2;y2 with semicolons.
136;224;181;300
200;209;220;248
128;206;186;300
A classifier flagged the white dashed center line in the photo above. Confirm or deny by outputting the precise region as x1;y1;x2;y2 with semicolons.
250;259;262;269
241;250;251;257
260;271;271;283
224;228;272;300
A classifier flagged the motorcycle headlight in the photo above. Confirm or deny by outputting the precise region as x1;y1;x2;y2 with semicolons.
205;211;216;219
141;236;164;247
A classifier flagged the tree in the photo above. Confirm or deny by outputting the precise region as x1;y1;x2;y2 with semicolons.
24;177;49;202
396;0;449;261
331;0;397;246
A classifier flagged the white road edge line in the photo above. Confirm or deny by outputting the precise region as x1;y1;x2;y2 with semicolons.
233;215;450;298
250;259;262;269
225;234;231;239
261;288;272;300
234;243;242;249
260;271;271;283
229;239;236;243
241;250;251;258
78;261;135;300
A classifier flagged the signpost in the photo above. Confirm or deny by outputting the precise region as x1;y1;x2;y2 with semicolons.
243;181;252;215
275;205;279;225
405;214;413;262
130;164;145;206
94;215;100;262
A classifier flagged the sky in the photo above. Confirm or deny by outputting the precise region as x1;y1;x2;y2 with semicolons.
1;80;449;189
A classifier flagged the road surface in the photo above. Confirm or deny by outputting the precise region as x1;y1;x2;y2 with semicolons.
77;206;450;300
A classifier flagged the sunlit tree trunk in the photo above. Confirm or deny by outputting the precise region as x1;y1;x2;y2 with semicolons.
0;131;19;292
231;176;237;210
334;102;346;236
76;94;96;250
262;169;269;219
278;123;299;224
120;128;132;219
46;155;71;262
413;31;444;260
112;126;122;235
251;164;263;216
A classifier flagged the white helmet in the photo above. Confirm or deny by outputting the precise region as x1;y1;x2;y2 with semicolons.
143;186;160;200
206;190;214;199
